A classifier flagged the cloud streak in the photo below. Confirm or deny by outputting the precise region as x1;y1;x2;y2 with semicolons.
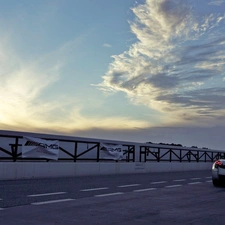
98;0;225;125
208;0;225;6
103;43;112;48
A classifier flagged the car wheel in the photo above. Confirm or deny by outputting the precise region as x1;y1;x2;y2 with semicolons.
213;179;220;186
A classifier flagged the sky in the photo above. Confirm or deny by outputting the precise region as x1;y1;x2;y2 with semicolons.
0;0;225;149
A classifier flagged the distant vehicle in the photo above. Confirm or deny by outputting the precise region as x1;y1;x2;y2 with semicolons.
212;159;225;186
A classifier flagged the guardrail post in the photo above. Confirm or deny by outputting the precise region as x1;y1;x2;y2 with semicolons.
139;147;142;162
180;149;182;162
144;147;147;162
12;137;19;162
196;151;199;162
97;143;100;162
157;148;160;162
74;142;78;162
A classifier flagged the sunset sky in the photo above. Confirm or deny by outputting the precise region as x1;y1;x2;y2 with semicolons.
1;0;225;149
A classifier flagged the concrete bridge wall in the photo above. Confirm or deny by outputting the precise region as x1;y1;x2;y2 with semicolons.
0;161;212;180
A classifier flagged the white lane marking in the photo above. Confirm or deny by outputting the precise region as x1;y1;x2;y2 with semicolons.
80;187;109;192
151;181;167;184
0;208;4;210
95;192;124;197
173;179;186;182
205;177;211;179
0;198;2;200
31;198;74;205
133;188;156;192
206;180;212;183
188;182;202;185
190;178;201;180
117;184;140;188
165;185;182;188
28;192;66;197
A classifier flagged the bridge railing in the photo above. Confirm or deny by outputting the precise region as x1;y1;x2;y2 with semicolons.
139;145;225;162
1;133;224;163
0;134;135;162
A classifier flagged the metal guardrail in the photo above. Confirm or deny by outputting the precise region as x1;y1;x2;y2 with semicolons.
139;145;225;162
1;133;224;163
0;134;135;162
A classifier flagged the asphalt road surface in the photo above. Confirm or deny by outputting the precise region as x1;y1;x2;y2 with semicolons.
1;170;225;225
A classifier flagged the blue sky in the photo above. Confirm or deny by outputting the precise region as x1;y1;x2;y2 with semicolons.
1;0;225;149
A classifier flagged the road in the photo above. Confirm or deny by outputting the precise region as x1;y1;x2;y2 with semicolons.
1;170;225;225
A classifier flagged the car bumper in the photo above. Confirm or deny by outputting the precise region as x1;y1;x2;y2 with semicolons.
212;169;219;180
212;167;225;180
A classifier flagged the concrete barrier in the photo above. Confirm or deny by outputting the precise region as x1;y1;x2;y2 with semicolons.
0;162;212;180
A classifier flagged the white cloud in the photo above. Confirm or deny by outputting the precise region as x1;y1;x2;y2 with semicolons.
98;0;225;126
103;43;112;48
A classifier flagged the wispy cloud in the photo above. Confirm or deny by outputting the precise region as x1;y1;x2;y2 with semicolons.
103;43;112;48
0;31;149;132
0;34;62;127
98;0;225;126
208;0;225;6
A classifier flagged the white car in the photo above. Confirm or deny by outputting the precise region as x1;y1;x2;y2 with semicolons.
212;159;225;186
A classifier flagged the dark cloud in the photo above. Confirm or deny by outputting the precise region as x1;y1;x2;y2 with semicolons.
147;73;180;89
174;37;225;66
108;71;125;85
156;87;225;113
